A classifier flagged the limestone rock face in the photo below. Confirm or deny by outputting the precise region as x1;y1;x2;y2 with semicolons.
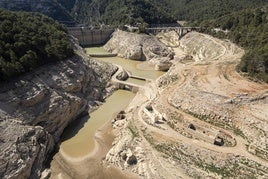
156;31;180;47
104;30;174;64
0;52;116;178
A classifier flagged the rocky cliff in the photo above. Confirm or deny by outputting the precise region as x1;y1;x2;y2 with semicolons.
0;44;117;178
104;30;174;71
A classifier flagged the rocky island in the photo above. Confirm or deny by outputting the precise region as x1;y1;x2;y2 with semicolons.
104;30;174;71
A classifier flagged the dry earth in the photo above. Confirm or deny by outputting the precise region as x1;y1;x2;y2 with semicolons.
0;37;117;179
105;32;268;178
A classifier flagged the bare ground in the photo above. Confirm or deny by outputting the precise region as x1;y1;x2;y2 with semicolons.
49;32;268;178
106;32;268;178
49;119;138;179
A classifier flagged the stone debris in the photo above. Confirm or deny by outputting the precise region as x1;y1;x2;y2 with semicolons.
0;38;117;178
104;29;174;71
105;32;268;178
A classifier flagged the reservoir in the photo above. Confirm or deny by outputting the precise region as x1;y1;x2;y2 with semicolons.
55;47;164;158
94;56;164;80
50;46;165;178
60;90;135;158
86;47;164;80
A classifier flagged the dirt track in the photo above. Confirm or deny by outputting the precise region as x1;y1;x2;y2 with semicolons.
107;32;268;178
49;32;268;178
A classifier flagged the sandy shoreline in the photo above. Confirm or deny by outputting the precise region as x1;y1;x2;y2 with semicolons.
49;47;184;179
49;103;138;179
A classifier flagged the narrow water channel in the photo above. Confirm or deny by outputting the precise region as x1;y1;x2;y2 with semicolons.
59;47;164;157
53;46;163;160
50;46;164;177
60;90;135;158
94;56;164;80
86;47;164;80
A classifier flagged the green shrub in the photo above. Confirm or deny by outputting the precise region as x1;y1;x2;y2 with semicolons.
0;10;73;81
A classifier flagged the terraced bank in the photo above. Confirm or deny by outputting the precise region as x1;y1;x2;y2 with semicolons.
105;32;268;178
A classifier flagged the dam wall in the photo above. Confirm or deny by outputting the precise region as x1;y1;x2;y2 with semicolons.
112;81;140;93
68;26;199;46
67;27;115;46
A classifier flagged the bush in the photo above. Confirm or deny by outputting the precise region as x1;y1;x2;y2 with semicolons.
0;10;74;81
200;7;268;82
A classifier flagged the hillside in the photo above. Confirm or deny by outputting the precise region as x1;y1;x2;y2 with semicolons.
0;0;176;26
0;9;73;81
104;32;268;178
167;0;267;25
1;1;267;82
69;0;176;26
200;6;268;82
1;0;267;26
0;0;75;24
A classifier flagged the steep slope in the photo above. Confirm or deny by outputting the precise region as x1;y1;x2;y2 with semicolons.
105;32;268;178
104;30;174;70
0;0;176;26
167;0;267;24
0;0;75;24
70;0;176;25
0;45;117;178
1;0;266;26
0;9;117;179
200;6;268;82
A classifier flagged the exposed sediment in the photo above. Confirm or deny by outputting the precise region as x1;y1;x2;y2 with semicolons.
104;30;174;71
0;43;117;178
105;32;268;178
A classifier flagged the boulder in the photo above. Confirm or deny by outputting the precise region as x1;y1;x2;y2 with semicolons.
127;155;137;165
116;70;129;81
0;40;117;178
104;30;174;66
154;58;173;71
125;149;137;165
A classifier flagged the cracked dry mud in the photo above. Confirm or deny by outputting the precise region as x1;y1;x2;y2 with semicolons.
106;32;268;178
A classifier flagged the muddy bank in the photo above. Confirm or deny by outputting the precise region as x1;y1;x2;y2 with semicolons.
50;99;138;179
0;47;117;178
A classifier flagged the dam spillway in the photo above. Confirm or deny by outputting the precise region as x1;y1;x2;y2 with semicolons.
67;27;114;46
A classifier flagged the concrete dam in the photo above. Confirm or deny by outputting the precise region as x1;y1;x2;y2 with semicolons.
67;27;115;46
67;26;198;46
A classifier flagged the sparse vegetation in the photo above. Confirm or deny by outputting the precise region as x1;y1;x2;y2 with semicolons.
128;122;139;138
233;127;246;139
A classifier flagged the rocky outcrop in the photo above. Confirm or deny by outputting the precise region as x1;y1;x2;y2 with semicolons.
0;48;117;178
105;32;268;178
104;30;174;71
154;58;172;71
116;70;129;81
156;31;180;47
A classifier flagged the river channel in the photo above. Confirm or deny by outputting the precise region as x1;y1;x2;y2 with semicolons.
50;47;164;178
60;90;135;158
59;47;164;158
50;46;164;178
